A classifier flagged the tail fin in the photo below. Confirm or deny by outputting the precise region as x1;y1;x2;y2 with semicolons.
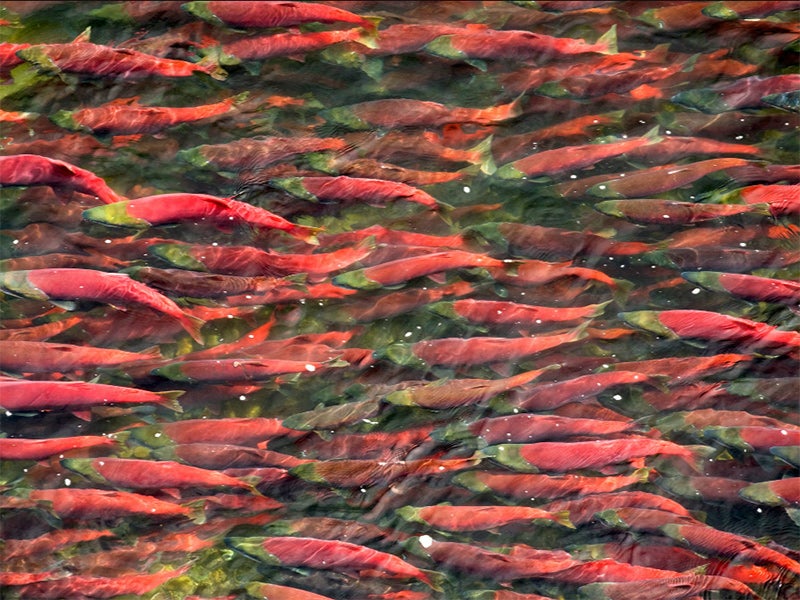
196;48;227;81
179;313;206;345
598;25;618;55
467;134;496;175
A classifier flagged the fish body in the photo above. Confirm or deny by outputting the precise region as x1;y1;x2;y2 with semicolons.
17;41;225;79
480;438;697;472
682;271;800;306
184;1;374;29
322;95;523;130
0;379;182;413
0;154;123;204
423;26;617;61
51;94;242;135
382;327;587;368
271;175;440;209
333;250;507;290
0;436;116;460
594;198;771;224
0;340;159;373
227;536;437;587
221;28;376;61
82;193;320;244
454;469;651;500
0;268;204;342
61;457;253;492
180;136;347;170
12;568;189;599
621;309;800;355
431;298;608;327
397;504;573;531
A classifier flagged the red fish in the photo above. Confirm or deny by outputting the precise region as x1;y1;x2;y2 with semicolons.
333;249;508;290
2;528;115;562
322;95;524;130
739;478;800;507
737;183;800;217
51;94;245;135
0;154;123;204
244;583;333;600
621;309;800;355
660;522;800;576
703;425;800;452
430;298;608;328
26;488;195;520
290;456;480;488
576;575;759;600
380;327;587;369
554;158;751;199
17;39;225;79
423;25;617;62
672;74;800;113
227;536;438;588
0;379;182;414
61;457;254;493
0;436;116;460
541;490;694;527
466;222;653;261
184;1;375;29
14;568;189;599
384;367;553;410
82;193;321;244
154;442;310;470
286;426;434;461
335;280;474;322
398;503;573;531
495;131;658;180
270;175;440;209
480;438;699;472
594;198;771;224
152;357;338;383
453;468;651;500
221;28;376;61
684;271;800;307
128;416;299;448
0;340;159;374
0;268;205;343
440;413;637;446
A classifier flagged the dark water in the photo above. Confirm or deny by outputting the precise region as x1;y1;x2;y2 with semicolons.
1;1;799;599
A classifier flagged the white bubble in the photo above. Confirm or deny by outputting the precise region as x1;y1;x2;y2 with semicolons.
463;186;471;193
419;535;433;548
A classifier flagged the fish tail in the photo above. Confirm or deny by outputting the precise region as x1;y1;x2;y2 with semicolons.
290;224;323;245
552;509;576;529
355;20;381;48
197;47;228;80
421;568;446;592
597;24;618;54
612;278;634;306
468;134;496;175
180;313;206;345
155;390;185;413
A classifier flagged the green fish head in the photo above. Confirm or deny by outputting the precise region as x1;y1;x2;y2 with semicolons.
375;343;427;369
50;109;83;132
618;310;676;338
178;146;211;169
462;223;508;252
150;244;208;271
478;444;537;472
270;177;317;201
423;35;467;60
494;164;527;181
671;89;729;114
181;1;225;26
320;106;370;131
82;202;149;229
0;270;48;301
151;362;195;383
60;458;105;484
593;200;626;219
288;462;325;483
225;537;281;565
331;269;381;290
701;2;740;19
680;271;724;293
426;301;461;321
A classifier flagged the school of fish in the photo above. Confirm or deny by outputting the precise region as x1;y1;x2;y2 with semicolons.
1;1;798;599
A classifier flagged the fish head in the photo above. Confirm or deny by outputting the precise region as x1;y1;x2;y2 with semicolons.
82;202;149;229
618;310;676;339
0;270;48;300
50;109;84;132
181;1;225;26
319;106;370;131
225;537;282;565
150;244;208;271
